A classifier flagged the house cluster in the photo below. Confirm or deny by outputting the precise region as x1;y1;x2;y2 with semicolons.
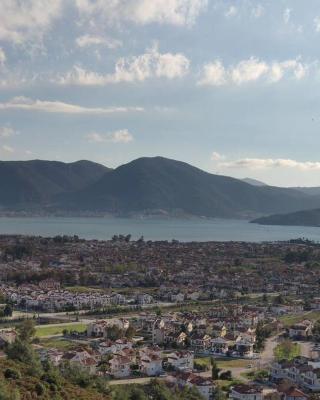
0;281;155;312
1;235;320;304
134;308;262;358
271;356;320;392
38;341;216;399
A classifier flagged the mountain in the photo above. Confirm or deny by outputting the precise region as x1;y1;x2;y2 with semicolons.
0;160;110;209
242;178;267;187
291;187;320;196
251;208;320;227
58;156;320;218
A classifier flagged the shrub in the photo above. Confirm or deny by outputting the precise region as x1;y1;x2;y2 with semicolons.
35;382;45;396
220;370;232;380
4;368;21;380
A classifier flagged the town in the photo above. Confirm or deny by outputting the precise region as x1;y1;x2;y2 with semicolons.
0;234;320;399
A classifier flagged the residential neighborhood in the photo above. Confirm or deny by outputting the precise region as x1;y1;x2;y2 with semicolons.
0;235;320;399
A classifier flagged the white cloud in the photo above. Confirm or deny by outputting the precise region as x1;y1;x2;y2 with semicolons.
199;57;308;86
198;61;226;86
0;0;62;44
269;59;307;82
314;16;320;32
2;145;14;153
75;0;208;27
211;151;225;161
0;125;16;138
0;48;6;66
0;97;144;115
76;34;122;49
87;129;133;144
231;58;268;85
225;6;237;18
283;8;291;24
220;158;320;171
59;45;190;86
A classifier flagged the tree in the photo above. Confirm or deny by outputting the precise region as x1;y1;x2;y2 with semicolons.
105;325;123;341
255;321;271;351
210;357;220;380
3;304;12;317
274;340;301;361
313;319;320;342
129;387;148;400
5;338;42;377
17;319;36;342
273;294;284;305
220;370;232;380
125;326;136;339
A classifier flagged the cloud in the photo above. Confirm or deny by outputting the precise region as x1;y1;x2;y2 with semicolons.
220;158;320;171
225;6;237;18
59;45;190;86
283;8;291;24
231;58;268;85
0;125;16;138
0;48;6;66
314;16;320;32
198;61;226;86
0;0;62;44
211;151;225;161
198;57;308;86
0;97;144;115
76;34;122;49
86;129;133;144
75;0;208;27
2;145;14;153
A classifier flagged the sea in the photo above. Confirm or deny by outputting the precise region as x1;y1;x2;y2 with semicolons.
0;217;318;242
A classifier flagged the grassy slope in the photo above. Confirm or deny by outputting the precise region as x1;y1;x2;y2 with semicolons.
0;359;107;400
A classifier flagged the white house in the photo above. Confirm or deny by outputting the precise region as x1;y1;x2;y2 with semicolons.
166;351;194;371
230;384;263;400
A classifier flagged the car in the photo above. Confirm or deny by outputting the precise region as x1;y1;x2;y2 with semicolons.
247;364;253;368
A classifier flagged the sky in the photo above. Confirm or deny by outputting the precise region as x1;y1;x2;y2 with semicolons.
1;0;320;186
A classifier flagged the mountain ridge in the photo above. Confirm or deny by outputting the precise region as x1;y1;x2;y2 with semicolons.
251;208;320;227
55;156;320;218
2;156;320;218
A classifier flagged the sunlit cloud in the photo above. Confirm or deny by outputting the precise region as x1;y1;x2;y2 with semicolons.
86;129;134;144
0;97;144;115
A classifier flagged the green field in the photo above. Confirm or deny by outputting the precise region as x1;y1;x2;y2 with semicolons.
279;310;320;327
66;286;104;294
274;341;301;361
35;323;87;337
40;338;78;350
195;357;250;369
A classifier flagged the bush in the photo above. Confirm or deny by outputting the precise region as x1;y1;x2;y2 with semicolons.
220;370;232;380
193;361;207;372
35;382;45;396
4;368;21;380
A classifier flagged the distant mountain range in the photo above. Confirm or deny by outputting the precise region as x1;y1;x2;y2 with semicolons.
0;160;109;210
241;178;267;187
2;156;320;219
252;208;320;227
